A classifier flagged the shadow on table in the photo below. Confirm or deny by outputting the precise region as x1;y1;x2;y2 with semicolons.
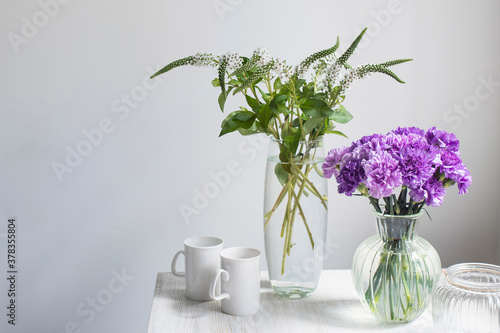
260;279;272;290
316;301;435;332
153;273;435;332
164;292;220;320
154;274;220;320
312;299;389;329
257;290;434;332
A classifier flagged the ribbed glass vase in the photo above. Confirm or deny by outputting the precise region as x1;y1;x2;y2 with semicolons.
351;211;441;322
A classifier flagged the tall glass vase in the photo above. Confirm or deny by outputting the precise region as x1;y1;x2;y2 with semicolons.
263;137;328;299
351;211;441;322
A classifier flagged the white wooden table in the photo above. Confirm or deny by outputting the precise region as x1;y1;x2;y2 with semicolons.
147;270;436;332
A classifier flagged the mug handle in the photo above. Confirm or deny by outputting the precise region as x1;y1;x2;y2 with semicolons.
209;269;230;301
171;250;185;277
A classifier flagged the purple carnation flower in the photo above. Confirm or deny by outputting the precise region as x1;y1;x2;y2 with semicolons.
336;158;366;196
363;135;390;152
385;133;436;188
437;150;472;194
423;177;447;207
323;146;350;179
398;147;435;188
351;145;371;161
391;126;426;137
385;133;408;152
438;150;472;194
386;133;430;159
409;186;426;202
358;133;384;145
457;171;472;195
409;176;446;207
364;151;402;199
439;150;462;176
426;127;460;152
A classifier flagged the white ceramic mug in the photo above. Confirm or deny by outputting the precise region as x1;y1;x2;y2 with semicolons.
171;236;224;301
209;247;261;315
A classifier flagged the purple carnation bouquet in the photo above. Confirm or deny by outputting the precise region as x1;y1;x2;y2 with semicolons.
323;126;471;321
322;126;471;215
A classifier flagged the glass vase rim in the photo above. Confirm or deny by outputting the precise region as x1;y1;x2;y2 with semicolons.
269;136;324;144
445;262;500;292
373;208;424;219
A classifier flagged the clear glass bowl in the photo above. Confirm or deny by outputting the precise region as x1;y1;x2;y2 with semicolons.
432;263;500;332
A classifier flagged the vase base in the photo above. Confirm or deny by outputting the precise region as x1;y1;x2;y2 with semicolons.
271;285;315;299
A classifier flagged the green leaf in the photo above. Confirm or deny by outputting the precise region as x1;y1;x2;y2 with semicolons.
313;92;328;100
294;78;306;90
237;121;264;135
272;94;288;104
325;130;349;139
269;94;289;115
219;111;256;136
300;82;316;97
274;77;283;91
257;103;272;133
218;92;226;111
278;83;290;96
274;163;289;186
303;117;325;134
330;105;353;124
218;86;234;112
255;86;271;103
278;104;289;115
299;98;334;118
423;208;433;222
211;78;220;87
245;94;260;111
282;129;301;155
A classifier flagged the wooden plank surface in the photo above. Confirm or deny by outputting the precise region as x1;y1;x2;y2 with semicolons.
147;270;435;333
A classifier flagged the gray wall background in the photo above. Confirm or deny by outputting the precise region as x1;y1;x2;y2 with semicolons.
1;0;499;332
